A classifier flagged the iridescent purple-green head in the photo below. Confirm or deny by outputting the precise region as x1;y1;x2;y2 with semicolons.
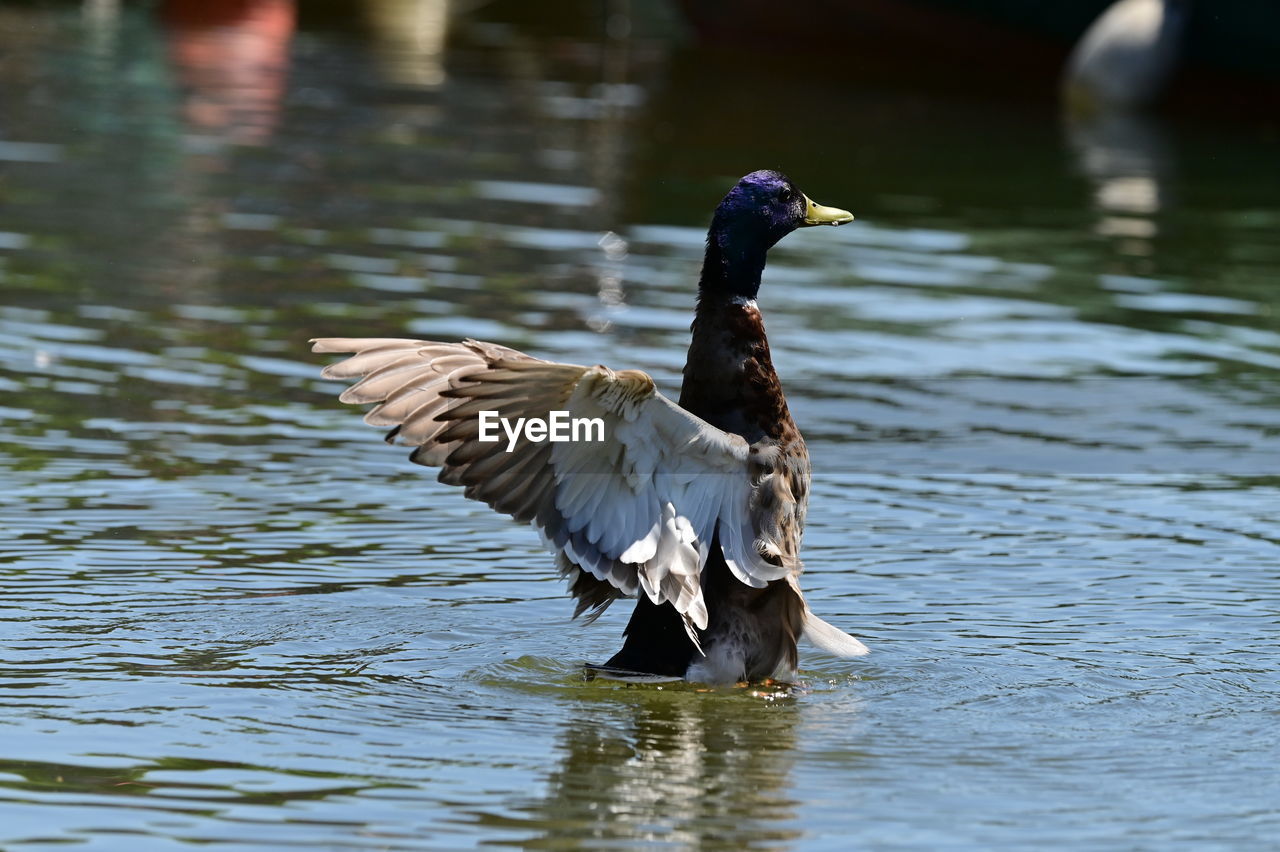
701;169;853;299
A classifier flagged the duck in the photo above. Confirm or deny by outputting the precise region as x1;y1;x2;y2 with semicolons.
311;169;870;684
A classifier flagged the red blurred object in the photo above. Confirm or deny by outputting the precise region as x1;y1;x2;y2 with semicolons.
160;0;296;145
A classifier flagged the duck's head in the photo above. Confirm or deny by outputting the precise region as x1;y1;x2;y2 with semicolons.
703;170;853;299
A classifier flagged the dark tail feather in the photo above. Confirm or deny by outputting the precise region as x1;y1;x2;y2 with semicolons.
556;553;622;624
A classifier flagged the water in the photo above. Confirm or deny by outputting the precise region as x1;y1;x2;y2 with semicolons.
2;2;1279;848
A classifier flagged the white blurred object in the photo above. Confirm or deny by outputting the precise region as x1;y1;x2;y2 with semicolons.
1064;0;1190;111
364;0;451;88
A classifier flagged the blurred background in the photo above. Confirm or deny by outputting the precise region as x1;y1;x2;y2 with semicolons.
2;1;1278;849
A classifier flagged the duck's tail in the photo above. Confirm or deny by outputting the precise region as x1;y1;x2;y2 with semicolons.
802;611;871;657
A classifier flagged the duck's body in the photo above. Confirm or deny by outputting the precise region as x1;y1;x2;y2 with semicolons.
313;170;869;683
606;292;811;681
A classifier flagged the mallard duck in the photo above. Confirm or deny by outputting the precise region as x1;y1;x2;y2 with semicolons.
312;170;869;683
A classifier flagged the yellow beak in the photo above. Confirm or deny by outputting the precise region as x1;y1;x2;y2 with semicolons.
801;194;855;227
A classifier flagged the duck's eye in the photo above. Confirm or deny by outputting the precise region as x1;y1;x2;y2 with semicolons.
778;188;793;202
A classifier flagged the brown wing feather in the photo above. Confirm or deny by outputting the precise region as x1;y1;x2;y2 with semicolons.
314;338;694;623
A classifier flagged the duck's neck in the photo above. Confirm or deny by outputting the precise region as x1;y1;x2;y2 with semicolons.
679;239;796;443
698;228;768;300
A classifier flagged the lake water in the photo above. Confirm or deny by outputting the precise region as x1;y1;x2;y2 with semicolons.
2;2;1278;849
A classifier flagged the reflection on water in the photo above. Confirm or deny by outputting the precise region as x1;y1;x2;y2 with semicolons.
496;690;802;849
2;0;1279;848
1066;109;1173;260
161;0;295;145
363;0;451;88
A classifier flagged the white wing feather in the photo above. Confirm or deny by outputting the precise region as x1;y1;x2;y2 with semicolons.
312;337;796;641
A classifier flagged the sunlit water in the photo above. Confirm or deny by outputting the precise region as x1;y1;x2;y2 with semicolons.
2;3;1279;849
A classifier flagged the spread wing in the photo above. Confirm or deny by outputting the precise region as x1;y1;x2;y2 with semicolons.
311;337;799;641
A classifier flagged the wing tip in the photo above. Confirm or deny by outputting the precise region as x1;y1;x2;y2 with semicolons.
310;337;346;354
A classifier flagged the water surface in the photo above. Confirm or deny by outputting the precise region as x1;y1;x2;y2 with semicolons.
2;2;1279;849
